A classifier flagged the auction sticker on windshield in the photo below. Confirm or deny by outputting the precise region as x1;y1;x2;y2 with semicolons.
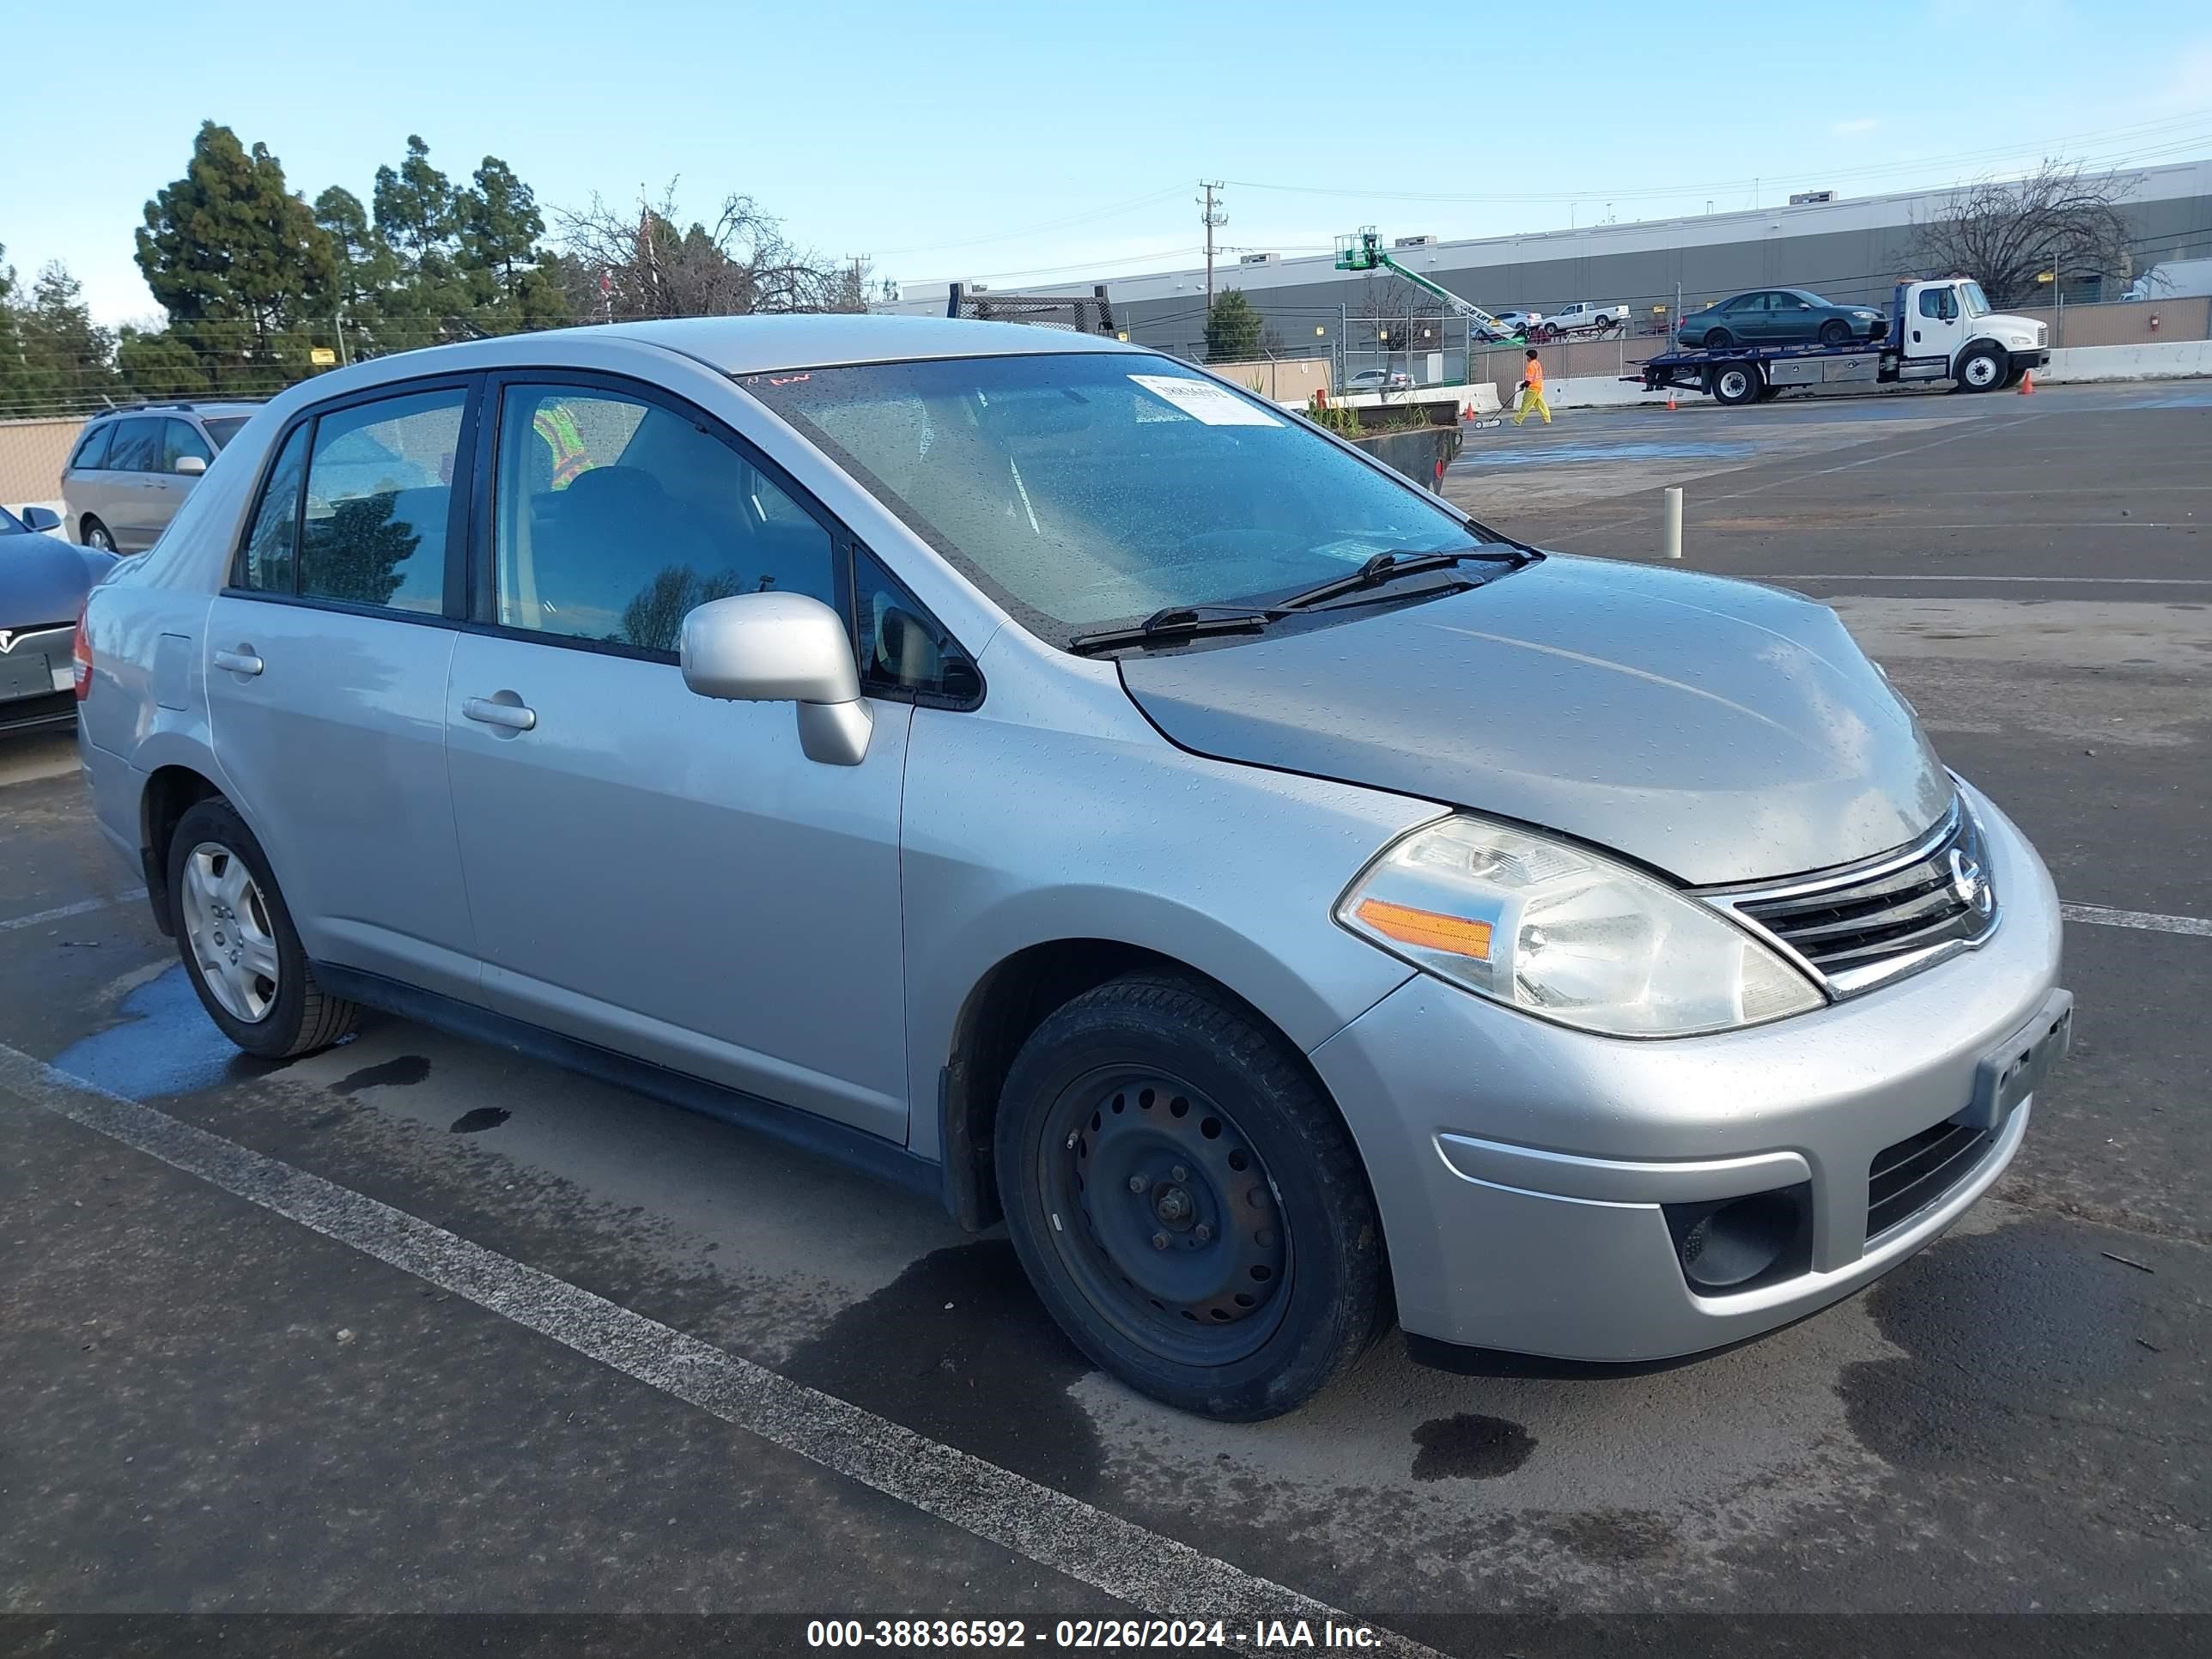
1128;374;1282;426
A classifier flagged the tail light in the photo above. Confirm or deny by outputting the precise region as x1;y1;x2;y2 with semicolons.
72;607;93;701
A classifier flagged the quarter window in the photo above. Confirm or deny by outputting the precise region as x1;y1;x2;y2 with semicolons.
238;423;310;593
298;388;465;613
854;548;980;703
490;385;836;654
70;423;114;471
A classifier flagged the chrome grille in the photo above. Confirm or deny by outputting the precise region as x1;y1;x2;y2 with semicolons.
1705;799;1998;997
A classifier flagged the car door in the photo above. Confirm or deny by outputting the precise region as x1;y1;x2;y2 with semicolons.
203;379;482;1002
100;417;173;550
1906;283;1966;368
443;374;915;1142
1771;292;1819;343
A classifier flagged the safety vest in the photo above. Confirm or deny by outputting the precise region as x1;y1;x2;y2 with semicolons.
532;404;596;490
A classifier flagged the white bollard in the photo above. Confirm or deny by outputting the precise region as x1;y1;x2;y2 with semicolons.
1662;486;1684;561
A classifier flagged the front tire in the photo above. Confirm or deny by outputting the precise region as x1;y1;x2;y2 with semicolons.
995;974;1388;1420
1955;345;2004;392
167;798;359;1059
1819;319;1852;346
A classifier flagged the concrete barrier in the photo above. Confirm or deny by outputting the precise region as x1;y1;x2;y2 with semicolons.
1346;424;1462;490
2035;340;2212;384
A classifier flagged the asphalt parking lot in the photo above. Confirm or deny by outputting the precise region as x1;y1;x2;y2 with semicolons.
3;380;2208;1656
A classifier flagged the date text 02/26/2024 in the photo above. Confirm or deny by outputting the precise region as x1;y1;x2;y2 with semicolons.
805;1619;1383;1650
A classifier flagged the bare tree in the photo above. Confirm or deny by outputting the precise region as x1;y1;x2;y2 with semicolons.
1909;160;2137;307
550;183;858;320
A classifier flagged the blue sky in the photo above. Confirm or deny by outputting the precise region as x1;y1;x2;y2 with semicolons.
5;0;2210;325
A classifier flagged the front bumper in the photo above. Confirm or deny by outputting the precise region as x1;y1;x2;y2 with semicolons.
2009;347;2051;374
1308;785;2065;1363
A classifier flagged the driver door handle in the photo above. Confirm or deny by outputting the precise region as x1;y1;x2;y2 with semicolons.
463;696;537;732
212;648;263;677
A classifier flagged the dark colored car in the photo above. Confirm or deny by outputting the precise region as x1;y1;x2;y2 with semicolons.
1677;289;1886;349
2;503;115;733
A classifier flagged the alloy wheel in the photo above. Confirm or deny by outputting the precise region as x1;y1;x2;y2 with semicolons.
180;841;280;1023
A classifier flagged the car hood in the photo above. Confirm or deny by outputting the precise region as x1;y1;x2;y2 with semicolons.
1;532;112;629
1116;555;1953;885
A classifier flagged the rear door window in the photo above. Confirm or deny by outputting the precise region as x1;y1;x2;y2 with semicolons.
298;388;466;614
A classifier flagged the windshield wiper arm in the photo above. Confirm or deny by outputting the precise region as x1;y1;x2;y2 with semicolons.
1066;605;1275;656
1272;547;1522;613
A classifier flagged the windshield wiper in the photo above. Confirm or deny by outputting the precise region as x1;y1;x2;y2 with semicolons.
1272;547;1524;614
1066;605;1275;656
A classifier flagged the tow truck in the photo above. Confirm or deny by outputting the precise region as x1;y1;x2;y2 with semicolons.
1334;228;1524;343
1634;277;2050;405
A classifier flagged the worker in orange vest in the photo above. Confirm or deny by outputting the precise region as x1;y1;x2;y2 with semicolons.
1513;348;1552;426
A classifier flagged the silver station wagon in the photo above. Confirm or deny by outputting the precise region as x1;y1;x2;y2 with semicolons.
76;317;2071;1419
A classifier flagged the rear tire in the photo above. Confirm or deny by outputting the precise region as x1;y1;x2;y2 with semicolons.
1955;345;2004;392
167;798;359;1060
995;973;1389;1420
1819;319;1852;346
1712;362;1763;406
82;518;114;552
1703;327;1733;350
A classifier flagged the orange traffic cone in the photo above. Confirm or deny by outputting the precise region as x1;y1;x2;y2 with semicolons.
2017;370;2035;395
1666;394;1678;410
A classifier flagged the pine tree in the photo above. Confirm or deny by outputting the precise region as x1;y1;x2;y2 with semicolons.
1204;289;1263;363
373;135;470;340
0;246;29;408
135;121;337;392
18;262;118;405
456;156;568;334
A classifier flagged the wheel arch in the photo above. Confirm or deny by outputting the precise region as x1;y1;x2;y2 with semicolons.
935;936;1377;1234
138;763;230;936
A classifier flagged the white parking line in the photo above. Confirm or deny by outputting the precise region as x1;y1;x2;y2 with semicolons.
0;888;146;933
0;1043;1442;1659
2063;902;2212;939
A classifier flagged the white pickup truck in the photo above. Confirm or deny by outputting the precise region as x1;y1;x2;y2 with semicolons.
1531;301;1630;341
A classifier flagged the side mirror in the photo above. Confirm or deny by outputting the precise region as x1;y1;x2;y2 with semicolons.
680;592;872;766
173;454;207;477
19;506;61;533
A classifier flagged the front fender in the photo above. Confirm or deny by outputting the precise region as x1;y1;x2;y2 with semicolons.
899;701;1431;1161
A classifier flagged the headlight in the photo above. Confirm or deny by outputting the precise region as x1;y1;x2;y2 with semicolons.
1336;817;1824;1037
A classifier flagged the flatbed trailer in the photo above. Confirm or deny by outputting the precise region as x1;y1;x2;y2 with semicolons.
1633;279;2050;406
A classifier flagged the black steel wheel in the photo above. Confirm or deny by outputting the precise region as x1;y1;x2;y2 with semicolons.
1819;319;1852;346
997;973;1388;1419
1703;326;1733;349
1041;1066;1291;1365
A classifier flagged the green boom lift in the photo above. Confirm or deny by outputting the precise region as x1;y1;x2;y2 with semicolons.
1334;228;1523;344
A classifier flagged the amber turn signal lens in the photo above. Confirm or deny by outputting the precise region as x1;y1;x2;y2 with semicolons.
1352;897;1493;960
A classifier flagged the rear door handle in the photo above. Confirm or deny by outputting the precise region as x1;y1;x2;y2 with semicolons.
212;647;263;677
463;696;537;732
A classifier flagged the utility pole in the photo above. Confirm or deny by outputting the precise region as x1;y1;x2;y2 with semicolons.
1199;180;1226;315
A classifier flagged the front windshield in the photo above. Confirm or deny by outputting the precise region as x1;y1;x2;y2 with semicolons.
1960;282;1991;319
744;352;1479;639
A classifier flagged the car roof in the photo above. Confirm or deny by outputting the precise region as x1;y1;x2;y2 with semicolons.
515;314;1136;375
89;400;266;422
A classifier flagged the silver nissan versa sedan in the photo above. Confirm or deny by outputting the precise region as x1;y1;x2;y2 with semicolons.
76;316;2072;1419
